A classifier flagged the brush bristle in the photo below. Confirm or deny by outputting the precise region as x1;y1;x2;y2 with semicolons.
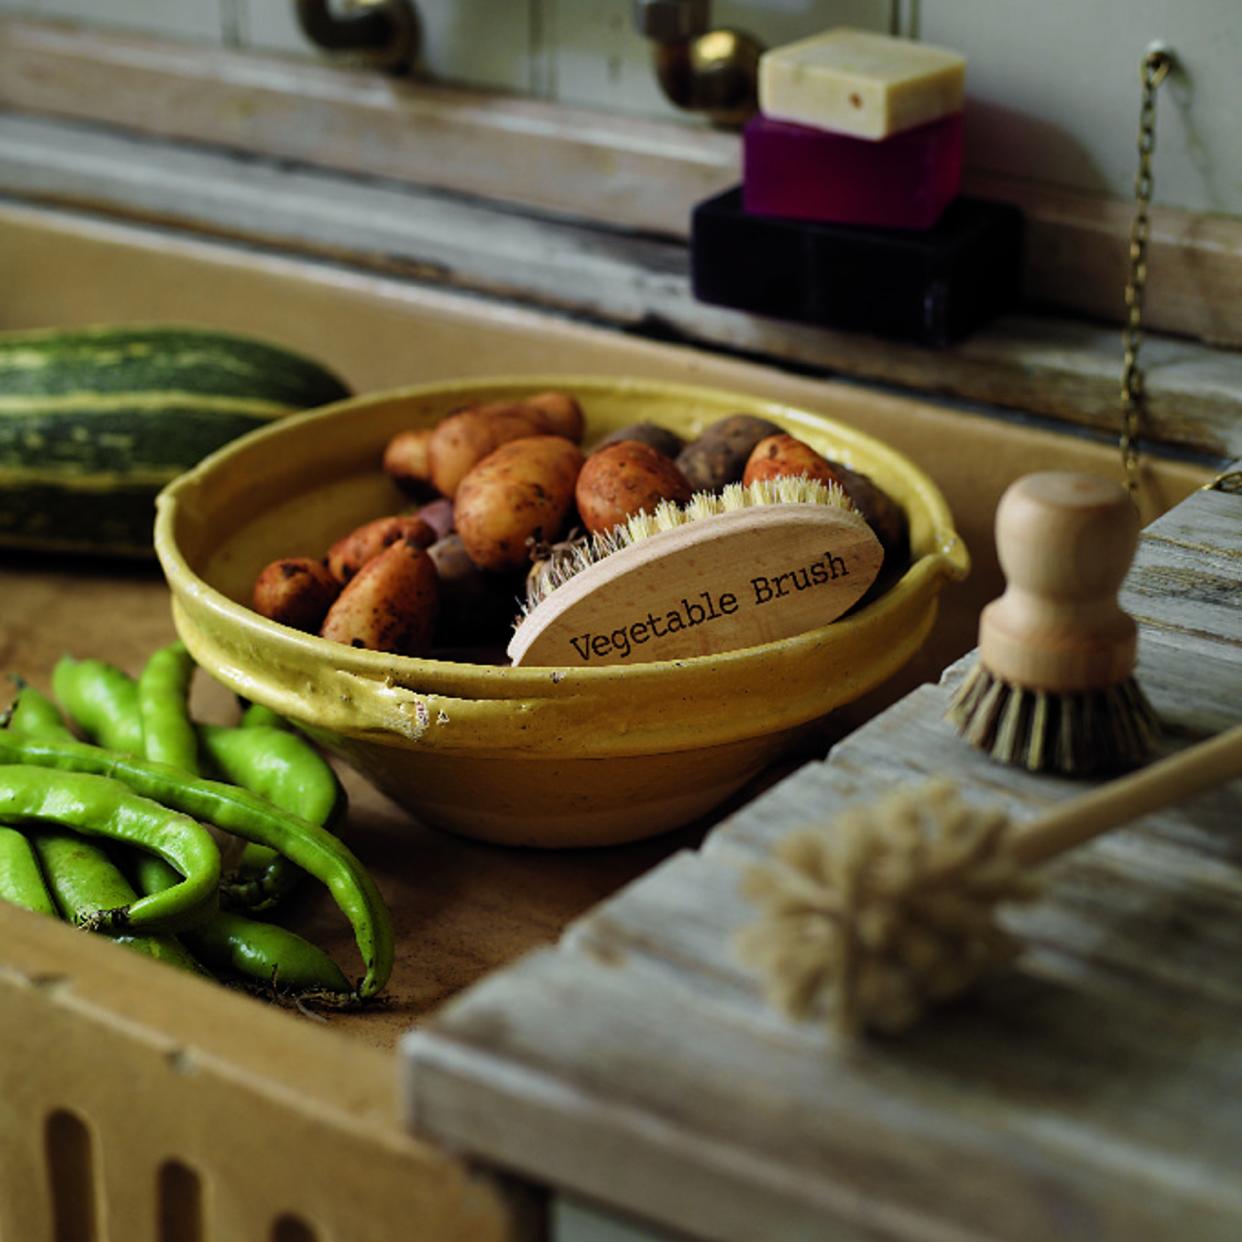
946;661;1160;774
521;476;854;615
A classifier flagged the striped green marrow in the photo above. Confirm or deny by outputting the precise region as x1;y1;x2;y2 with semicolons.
0;325;351;557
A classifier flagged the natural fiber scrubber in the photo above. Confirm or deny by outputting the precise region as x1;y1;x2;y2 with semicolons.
508;477;883;668
737;723;1242;1038
946;471;1159;773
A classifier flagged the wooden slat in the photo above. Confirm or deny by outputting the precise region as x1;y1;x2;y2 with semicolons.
1;113;1239;460
404;477;1242;1242
3;17;1242;346
0;16;737;240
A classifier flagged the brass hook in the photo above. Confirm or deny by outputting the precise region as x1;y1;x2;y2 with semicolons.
634;1;763;128
295;0;419;74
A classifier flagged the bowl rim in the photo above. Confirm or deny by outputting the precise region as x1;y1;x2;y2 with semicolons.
155;373;969;701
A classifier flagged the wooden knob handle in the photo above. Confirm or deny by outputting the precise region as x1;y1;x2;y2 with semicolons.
978;472;1140;692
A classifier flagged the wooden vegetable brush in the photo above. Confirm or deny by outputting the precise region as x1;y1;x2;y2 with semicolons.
508;477;884;667
946;471;1160;773
737;721;1242;1038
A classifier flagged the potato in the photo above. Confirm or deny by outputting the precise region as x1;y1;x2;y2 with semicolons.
382;427;434;494
428;406;546;497
829;462;909;559
575;440;693;536
455;435;584;572
416;496;455;542
252;558;340;632
743;436;907;560
742;434;844;489
427;533;520;642
592;422;685;460
319;538;439;655
326;514;436;583
676;413;784;492
522;390;585;442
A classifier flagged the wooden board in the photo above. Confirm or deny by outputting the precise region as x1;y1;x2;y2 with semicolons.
2;17;1242;347
403;472;1242;1242
1;114;1241;459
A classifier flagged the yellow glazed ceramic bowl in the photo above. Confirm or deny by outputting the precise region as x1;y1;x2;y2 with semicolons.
155;376;968;848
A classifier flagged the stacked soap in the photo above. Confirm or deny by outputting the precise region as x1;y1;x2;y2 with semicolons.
690;29;1023;345
745;28;966;229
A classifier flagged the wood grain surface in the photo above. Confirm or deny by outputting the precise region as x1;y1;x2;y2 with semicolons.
2;114;1240;459
403;477;1242;1242
3;17;1242;347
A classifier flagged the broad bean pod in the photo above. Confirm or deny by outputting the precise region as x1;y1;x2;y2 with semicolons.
0;765;219;933
32;829;203;972
52;655;144;754
0;823;57;915
138;642;200;773
240;702;290;731
133;854;349;993
0;732;392;997
201;723;345;910
4;680;76;744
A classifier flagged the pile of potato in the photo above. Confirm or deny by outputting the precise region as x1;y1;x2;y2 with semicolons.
250;392;907;661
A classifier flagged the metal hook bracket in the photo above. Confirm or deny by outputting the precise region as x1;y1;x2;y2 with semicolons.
296;0;419;74
634;0;763;127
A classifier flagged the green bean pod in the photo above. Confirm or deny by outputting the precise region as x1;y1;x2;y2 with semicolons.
201;723;345;911
0;823;57;915
239;702;291;731
0;765;219;933
0;732;392;998
138;642;200;774
5;681;77;744
133;855;349;993
32;830;203;972
52;655;144;754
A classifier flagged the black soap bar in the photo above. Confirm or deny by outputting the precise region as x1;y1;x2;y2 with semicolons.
690;188;1023;346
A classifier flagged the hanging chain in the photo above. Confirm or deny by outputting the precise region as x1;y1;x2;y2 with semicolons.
1119;45;1173;495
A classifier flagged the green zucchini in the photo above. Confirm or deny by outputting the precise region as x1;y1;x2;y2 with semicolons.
0;324;351;556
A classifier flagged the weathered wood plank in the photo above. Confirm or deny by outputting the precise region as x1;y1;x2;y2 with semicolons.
405;482;1242;1242
3;18;1242;346
1;116;1241;459
406;941;1242;1242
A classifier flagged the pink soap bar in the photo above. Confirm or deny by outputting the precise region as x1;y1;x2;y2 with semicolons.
743;111;963;230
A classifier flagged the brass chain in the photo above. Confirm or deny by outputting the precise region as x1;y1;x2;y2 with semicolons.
1119;46;1173;495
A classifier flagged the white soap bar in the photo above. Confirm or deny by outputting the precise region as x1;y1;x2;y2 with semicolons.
759;29;966;141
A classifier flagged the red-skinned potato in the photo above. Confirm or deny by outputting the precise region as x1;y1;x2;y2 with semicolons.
455;435;585;572
416;496;455;542
252;558;340;632
428;406;546;497
742;434;846;490
575;440;693;535
326;514;436;583
319;538;439;655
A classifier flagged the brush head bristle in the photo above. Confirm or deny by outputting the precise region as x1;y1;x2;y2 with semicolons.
522;476;853;616
946;661;1160;775
735;781;1037;1037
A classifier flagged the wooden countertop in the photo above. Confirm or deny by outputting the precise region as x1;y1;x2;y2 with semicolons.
0;550;718;1050
402;473;1242;1242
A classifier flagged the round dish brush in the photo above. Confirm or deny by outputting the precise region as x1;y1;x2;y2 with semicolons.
736;721;1242;1038
946;471;1160;774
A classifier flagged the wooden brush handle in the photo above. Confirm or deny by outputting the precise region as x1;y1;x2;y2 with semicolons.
979;472;1140;692
1009;723;1242;867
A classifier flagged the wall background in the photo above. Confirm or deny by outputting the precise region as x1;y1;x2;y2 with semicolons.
0;0;1237;219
